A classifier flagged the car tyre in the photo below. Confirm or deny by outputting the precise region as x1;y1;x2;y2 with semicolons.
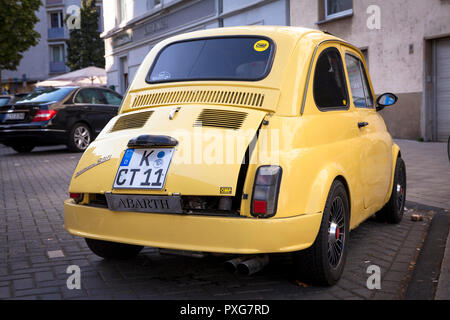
85;238;143;260
292;180;350;286
376;157;406;224
11;144;35;153
68;123;92;152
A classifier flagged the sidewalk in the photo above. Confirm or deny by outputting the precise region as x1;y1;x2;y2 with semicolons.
396;139;450;210
395;139;450;300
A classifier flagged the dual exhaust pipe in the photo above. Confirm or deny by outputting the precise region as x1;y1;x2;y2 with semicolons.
224;255;269;275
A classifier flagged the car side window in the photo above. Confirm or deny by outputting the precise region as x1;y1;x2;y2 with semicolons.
345;54;374;108
313;47;349;110
102;90;122;106
74;88;107;105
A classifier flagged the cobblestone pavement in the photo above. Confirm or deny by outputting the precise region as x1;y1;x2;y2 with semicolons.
0;145;432;300
396;139;450;210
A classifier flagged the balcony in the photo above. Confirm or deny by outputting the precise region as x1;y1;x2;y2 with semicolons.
49;61;67;74
46;0;64;7
48;27;67;40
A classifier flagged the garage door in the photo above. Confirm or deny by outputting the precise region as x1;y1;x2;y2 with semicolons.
435;37;450;142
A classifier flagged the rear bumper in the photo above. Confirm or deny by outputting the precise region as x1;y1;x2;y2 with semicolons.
0;127;67;145
64;199;322;254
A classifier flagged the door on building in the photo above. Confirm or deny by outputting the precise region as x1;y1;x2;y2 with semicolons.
434;37;450;142
120;56;129;95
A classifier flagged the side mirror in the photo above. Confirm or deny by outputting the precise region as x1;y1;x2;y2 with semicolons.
376;93;398;111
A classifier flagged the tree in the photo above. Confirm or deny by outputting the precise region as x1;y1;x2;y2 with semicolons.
66;0;105;71
0;0;42;86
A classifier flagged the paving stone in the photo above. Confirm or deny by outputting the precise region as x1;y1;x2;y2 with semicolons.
13;278;34;291
0;286;11;299
34;271;55;282
39;293;62;300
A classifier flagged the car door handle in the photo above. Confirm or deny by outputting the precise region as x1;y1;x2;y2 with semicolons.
358;121;369;128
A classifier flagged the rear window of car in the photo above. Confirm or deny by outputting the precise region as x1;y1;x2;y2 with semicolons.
0;97;11;106
146;37;275;83
15;87;75;104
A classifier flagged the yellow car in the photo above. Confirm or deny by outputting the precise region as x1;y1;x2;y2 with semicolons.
64;26;406;286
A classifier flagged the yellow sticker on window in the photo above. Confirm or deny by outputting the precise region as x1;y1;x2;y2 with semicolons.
254;40;269;52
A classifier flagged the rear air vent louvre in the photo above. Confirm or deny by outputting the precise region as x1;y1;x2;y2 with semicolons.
110;111;153;132
131;90;265;108
194;109;248;130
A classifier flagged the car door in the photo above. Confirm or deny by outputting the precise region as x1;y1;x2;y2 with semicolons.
305;43;366;226
74;88;115;135
99;89;121;120
343;49;392;211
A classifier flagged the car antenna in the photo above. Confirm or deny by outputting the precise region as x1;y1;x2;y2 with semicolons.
322;30;334;36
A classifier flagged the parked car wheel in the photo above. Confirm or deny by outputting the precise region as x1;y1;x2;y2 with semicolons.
68;123;92;152
85;238;143;260
292;180;350;286
11;144;35;153
376;157;406;224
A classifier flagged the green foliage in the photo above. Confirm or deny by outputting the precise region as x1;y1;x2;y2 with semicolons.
66;0;105;71
0;0;42;71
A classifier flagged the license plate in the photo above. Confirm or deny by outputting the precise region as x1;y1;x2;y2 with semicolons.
113;148;174;189
105;193;182;213
6;113;25;120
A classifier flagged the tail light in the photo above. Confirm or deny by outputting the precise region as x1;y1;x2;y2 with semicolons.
69;193;83;204
251;165;282;218
32;110;57;122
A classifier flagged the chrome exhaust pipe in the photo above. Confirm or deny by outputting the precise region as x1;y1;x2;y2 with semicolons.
224;256;252;273
237;255;269;275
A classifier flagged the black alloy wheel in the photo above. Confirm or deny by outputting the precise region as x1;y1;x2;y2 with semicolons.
293;180;350;286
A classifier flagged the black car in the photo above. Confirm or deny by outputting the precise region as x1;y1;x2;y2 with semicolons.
0;93;29;107
0;86;122;153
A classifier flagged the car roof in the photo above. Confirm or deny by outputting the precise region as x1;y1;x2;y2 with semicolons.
157;25;346;46
34;86;113;90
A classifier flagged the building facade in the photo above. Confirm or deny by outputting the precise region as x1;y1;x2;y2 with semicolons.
1;0;103;93
291;0;450;141
101;0;290;94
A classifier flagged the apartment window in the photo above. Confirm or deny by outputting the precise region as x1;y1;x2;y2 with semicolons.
96;6;103;32
325;0;353;20
50;11;64;28
51;45;65;62
147;0;162;10
117;0;127;23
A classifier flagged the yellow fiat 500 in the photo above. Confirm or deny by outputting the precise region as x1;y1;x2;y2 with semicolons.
64;26;405;286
